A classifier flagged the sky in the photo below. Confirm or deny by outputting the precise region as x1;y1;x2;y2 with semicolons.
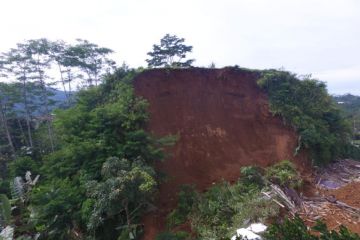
0;0;359;94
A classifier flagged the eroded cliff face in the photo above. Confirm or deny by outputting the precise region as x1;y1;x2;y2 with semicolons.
133;67;307;239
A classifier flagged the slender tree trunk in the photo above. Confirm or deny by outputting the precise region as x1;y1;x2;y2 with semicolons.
67;70;73;102
36;58;55;152
22;73;33;148
124;200;131;230
0;101;15;155
40;81;55;152
57;63;70;105
17;118;28;146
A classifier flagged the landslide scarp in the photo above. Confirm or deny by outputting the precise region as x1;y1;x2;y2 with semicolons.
133;67;307;239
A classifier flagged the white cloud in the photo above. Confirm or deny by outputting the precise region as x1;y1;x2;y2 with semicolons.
0;0;359;94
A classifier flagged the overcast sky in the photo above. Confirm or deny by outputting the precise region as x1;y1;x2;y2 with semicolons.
0;0;359;94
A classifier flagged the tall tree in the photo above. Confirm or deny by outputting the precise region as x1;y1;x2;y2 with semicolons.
146;34;194;68
48;40;71;103
26;39;56;152
66;39;116;87
4;46;35;149
0;83;16;156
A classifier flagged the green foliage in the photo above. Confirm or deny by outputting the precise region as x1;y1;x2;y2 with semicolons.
27;70;168;239
30;179;83;239
333;94;360;159
0;194;11;225
265;160;302;188
146;34;194;68
155;231;189;240
264;216;360;240
240;166;264;186
86;157;157;231
258;70;352;165
188;179;278;239
166;185;197;228
8;156;39;178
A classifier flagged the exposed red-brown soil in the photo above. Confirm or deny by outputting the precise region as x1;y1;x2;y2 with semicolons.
133;67;308;239
318;182;360;233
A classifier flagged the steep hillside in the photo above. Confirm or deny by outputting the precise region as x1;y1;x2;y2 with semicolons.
133;67;308;239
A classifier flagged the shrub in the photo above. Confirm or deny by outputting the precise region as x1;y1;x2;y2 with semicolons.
264;216;360;240
8;156;39;178
240;166;264;186
258;70;351;165
166;185;197;228
189;180;278;239
265;160;302;188
155;231;189;240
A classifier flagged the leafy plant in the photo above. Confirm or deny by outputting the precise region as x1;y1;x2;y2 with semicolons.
155;231;189;240
188;179;278;239
264;216;360;240
265;160;302;188
146;34;194;68
166;185;197;228
240;166;264;186
0;194;11;225
258;70;352;165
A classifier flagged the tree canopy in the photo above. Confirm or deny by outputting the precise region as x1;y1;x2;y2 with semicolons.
146;34;194;68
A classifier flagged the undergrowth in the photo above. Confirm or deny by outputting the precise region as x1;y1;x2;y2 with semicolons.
258;70;354;165
159;161;360;239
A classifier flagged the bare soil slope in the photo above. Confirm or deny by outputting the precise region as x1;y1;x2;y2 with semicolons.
133;67;307;239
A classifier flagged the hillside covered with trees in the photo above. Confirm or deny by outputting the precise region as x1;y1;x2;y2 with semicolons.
0;36;360;240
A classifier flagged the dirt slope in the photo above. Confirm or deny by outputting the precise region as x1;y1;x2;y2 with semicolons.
133;67;307;239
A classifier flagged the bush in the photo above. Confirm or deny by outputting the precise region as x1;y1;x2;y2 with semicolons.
166;185;197;228
189;179;278;239
240;166;264;186
258;70;351;165
155;231;189;240
265;160;302;188
8;156;39;177
264;216;360;240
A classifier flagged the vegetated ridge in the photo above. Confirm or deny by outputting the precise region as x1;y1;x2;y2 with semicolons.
133;67;308;239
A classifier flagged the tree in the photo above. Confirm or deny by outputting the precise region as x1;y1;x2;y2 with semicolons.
86;157;157;238
66;39;116;87
4;46;36;149
146;34;194;68
26;39;56;152
0;83;17;156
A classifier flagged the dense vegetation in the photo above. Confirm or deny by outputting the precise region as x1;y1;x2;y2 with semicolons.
0;35;191;239
258;70;360;165
264;216;360;240
1;35;360;239
333;94;360;144
161;162;360;240
162;162;299;239
1;68;173;239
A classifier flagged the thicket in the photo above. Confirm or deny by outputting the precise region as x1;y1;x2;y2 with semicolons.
162;162;360;240
162;163;297;239
257;70;359;165
0;68;173;240
264;216;360;240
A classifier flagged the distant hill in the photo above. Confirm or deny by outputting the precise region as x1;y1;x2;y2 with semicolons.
52;88;68;104
333;94;360;118
333;94;360;139
13;88;71;115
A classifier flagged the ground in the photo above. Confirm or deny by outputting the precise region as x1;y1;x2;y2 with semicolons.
133;68;308;239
